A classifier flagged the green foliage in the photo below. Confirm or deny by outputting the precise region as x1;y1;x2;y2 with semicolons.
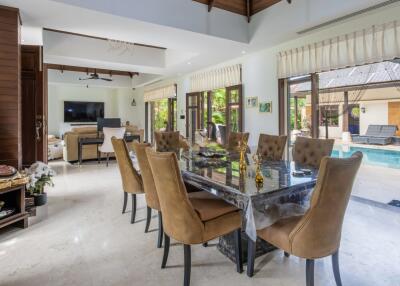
211;89;226;125
153;99;169;131
289;97;306;130
29;175;54;195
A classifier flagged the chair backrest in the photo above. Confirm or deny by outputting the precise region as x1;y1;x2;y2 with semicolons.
227;132;250;151
146;148;204;244
257;134;287;161
132;142;160;211
100;127;125;153
292;137;334;168
111;138;143;194
289;152;363;258
218;125;227;145
380;125;398;137
365;125;382;136
154;131;180;153
207;122;217;141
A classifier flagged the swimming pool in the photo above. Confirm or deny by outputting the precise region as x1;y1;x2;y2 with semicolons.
332;146;400;169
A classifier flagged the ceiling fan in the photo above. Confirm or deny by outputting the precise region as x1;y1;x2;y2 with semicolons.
79;72;113;82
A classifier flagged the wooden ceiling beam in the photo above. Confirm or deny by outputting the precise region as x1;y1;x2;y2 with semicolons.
46;64;139;77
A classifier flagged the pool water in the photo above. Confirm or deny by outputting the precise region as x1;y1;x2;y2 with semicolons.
332;146;400;169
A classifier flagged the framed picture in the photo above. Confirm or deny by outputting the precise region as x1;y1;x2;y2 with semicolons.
246;97;258;108
259;101;272;113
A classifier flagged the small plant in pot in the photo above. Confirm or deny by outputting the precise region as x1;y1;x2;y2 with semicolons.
25;162;56;206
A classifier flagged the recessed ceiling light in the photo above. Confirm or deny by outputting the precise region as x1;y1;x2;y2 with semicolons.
241;51;246;54
187;62;192;65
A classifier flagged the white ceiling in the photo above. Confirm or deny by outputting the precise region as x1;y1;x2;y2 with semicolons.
0;0;396;86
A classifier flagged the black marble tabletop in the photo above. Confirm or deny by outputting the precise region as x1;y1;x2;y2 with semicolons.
179;149;318;241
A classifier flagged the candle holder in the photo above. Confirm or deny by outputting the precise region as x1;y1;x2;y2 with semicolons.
239;137;248;174
252;153;264;189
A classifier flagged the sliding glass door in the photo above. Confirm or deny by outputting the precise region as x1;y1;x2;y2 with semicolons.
150;97;177;142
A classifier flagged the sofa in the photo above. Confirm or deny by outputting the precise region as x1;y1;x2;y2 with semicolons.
63;126;144;163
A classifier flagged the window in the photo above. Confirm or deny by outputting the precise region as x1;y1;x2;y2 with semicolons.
320;105;339;127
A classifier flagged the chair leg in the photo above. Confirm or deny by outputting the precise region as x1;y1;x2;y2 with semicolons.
332;251;343;286
284;251;290;258
157;211;163;248
131;194;136;224
106;153;109;167
161;233;170;269
184;245;191;286
145;207;152;233
246;239;256;277
234;229;243;273
122;192;128;214
202;242;208;247
306;259;315;286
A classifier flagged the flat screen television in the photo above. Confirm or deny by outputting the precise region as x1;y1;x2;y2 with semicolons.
64;101;104;122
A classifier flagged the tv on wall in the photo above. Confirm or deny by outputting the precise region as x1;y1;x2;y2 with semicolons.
64;101;104;122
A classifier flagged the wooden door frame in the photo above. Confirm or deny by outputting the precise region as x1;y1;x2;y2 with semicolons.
225;84;243;139
185;92;201;140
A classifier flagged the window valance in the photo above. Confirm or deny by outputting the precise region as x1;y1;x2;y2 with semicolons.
278;20;400;79
190;64;242;92
144;84;176;102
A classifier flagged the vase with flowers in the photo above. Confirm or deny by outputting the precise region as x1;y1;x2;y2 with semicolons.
25;162;56;206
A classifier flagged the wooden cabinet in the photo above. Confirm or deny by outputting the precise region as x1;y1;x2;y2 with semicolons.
0;6;21;168
0;185;28;230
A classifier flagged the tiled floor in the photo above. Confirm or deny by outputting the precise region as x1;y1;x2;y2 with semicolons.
0;160;399;286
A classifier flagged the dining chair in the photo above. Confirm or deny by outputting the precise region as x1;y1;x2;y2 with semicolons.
247;152;363;286
133;142;164;248
99;127;126;167
146;148;243;286
292;136;335;169
226;132;250;151
257;134;287;161
154;131;180;153
111;137;144;224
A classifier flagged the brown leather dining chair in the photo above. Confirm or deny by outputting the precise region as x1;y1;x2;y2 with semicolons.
111;138;144;224
292;136;335;168
133;142;164;248
146;148;243;286
226;131;249;151
154;131;180;153
257;134;287;161
247;152;363;286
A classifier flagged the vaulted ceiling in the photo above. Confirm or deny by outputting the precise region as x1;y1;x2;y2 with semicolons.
193;0;283;21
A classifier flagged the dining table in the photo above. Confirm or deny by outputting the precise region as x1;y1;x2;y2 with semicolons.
179;147;318;277
131;146;318;277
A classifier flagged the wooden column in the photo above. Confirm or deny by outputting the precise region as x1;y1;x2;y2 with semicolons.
0;6;21;168
145;102;149;142
310;73;319;138
278;79;285;135
342;91;349;132
294;96;299;130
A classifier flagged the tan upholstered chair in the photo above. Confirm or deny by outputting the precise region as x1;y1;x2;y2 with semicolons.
292;137;335;168
257;134;287;161
247;152;363;286
133;142;164;248
226;132;249;152
146;148;243;286
111;138;144;224
154;131;180;153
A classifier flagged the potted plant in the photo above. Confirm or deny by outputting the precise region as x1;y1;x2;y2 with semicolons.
25;162;55;206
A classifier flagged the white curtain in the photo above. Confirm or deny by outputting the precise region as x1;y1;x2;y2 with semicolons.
278;20;400;79
144;84;176;102
190;64;241;92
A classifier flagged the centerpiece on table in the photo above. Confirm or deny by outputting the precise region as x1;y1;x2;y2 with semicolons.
25;162;56;206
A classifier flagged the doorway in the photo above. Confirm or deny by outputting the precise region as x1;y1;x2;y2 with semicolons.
150;97;177;142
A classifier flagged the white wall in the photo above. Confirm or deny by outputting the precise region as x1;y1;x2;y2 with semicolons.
48;85;144;137
360;101;389;135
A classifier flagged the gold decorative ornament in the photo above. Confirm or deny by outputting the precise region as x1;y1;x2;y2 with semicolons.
239;137;248;174
252;153;264;189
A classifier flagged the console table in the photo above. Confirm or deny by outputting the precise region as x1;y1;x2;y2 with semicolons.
78;134;141;165
0;184;29;230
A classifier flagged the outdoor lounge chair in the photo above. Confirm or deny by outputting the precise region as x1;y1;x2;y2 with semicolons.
352;125;398;145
